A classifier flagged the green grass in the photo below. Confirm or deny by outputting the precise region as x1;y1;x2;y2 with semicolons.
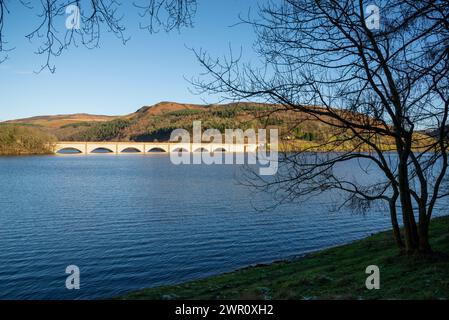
121;215;449;300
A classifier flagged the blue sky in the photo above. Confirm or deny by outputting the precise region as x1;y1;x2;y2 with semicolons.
0;0;259;121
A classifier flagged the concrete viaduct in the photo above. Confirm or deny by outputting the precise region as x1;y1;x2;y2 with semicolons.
53;142;259;155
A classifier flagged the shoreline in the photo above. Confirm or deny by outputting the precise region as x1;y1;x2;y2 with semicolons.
119;215;449;300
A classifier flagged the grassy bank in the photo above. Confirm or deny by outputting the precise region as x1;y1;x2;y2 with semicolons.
122;215;449;300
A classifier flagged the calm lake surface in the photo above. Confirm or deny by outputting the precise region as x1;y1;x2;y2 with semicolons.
0;155;444;299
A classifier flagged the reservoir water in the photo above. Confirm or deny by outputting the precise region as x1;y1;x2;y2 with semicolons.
0;155;444;299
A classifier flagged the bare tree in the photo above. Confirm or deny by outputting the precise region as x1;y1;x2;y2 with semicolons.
136;0;197;33
192;0;449;253
0;0;196;72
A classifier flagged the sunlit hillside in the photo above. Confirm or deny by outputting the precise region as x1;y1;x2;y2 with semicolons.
2;101;436;152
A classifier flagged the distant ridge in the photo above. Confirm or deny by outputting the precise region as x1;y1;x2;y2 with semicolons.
1;101;281;142
131;101;206;117
2;101;273;126
4;113;118;128
1;101;434;151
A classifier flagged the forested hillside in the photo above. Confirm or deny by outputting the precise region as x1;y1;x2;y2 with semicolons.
5;102;330;143
0;125;55;155
2;101;434;152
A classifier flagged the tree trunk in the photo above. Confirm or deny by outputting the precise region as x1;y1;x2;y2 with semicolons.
398;155;419;253
418;216;432;253
389;200;404;248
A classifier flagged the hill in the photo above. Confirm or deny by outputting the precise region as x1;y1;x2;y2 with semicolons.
4;101;326;143
1;101;435;152
5;113;118;128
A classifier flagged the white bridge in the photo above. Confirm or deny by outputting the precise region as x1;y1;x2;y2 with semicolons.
53;141;259;155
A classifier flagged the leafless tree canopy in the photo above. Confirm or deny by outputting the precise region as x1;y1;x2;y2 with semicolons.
136;0;197;33
192;0;449;253
0;0;196;72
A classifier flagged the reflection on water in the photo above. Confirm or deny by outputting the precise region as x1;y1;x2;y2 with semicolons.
0;155;445;299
